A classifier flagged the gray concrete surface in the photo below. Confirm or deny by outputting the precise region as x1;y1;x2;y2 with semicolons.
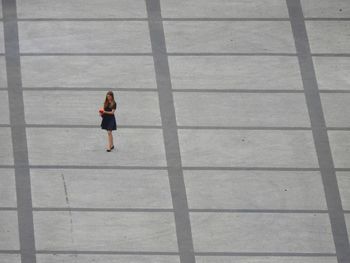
30;169;172;208
16;0;147;18
160;0;289;18
313;57;350;91
0;58;6;87
184;170;327;209
302;0;350;18
168;56;303;90
21;56;156;89
0;90;9;123
0;23;4;53
19;21;152;53
164;21;295;53
1;0;350;263
23;90;161;125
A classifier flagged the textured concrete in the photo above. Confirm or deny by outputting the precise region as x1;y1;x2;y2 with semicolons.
0;169;16;207
2;0;350;262
18;21;151;53
301;0;350;18
33;211;178;251
190;212;335;253
313;57;350;91
0;255;21;263
321;94;350;127
184;170;327;209
337;172;350;210
17;0;147;18
0;90;9;124
0;57;7;87
161;0;289;18
0;211;20;250
0;23;4;53
287;2;349;262
306;21;350;53
20;56;156;89
23;90;161;125
0;128;13;165
36;255;180;263
169;56;303;90
196;256;338;263
174;93;310;127
30;169;172;208
328;131;350;168
179;130;318;167
26;128;166;166
164;21;296;53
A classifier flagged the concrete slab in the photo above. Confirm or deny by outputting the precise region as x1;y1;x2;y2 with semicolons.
30;169;172;208
184;170;327;209
164;21;296;53
306;21;350;53
33;211;178;251
0;23;4;53
18;21;151;53
26;128;166;166
2;0;350;261
301;0;350;18
196;256;337;263
20;56;156;89
178;130;318;168
17;0;147;18
328;131;350;168
161;0;289;18
23;90;161;125
0;57;7;87
345;215;350;241
321;93;350;127
190;212;335;253
168;56;303;90
0;255;21;263
337;172;350;210
0;169;16;207
0;90;9;124
0;127;13;165
36;254;180;263
0;211;19;250
174;93;310;127
313;57;350;91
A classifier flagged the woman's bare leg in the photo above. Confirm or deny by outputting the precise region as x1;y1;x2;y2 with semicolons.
107;130;112;149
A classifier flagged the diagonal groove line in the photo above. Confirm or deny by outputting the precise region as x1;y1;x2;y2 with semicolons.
145;0;195;262
2;0;36;263
286;1;350;262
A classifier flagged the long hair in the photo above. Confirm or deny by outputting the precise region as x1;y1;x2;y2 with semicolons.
104;91;116;109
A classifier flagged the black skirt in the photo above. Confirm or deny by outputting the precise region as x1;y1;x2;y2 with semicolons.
101;114;117;130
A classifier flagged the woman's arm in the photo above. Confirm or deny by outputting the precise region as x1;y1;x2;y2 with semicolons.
103;109;116;115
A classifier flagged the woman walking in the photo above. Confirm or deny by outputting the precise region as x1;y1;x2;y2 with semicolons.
100;91;117;152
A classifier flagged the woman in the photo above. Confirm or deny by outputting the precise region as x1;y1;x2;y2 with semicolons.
100;91;117;152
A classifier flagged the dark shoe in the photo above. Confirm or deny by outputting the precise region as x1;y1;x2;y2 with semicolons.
111;145;114;150
106;149;111;152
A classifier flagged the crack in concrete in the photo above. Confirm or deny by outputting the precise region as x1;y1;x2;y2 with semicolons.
60;173;76;253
